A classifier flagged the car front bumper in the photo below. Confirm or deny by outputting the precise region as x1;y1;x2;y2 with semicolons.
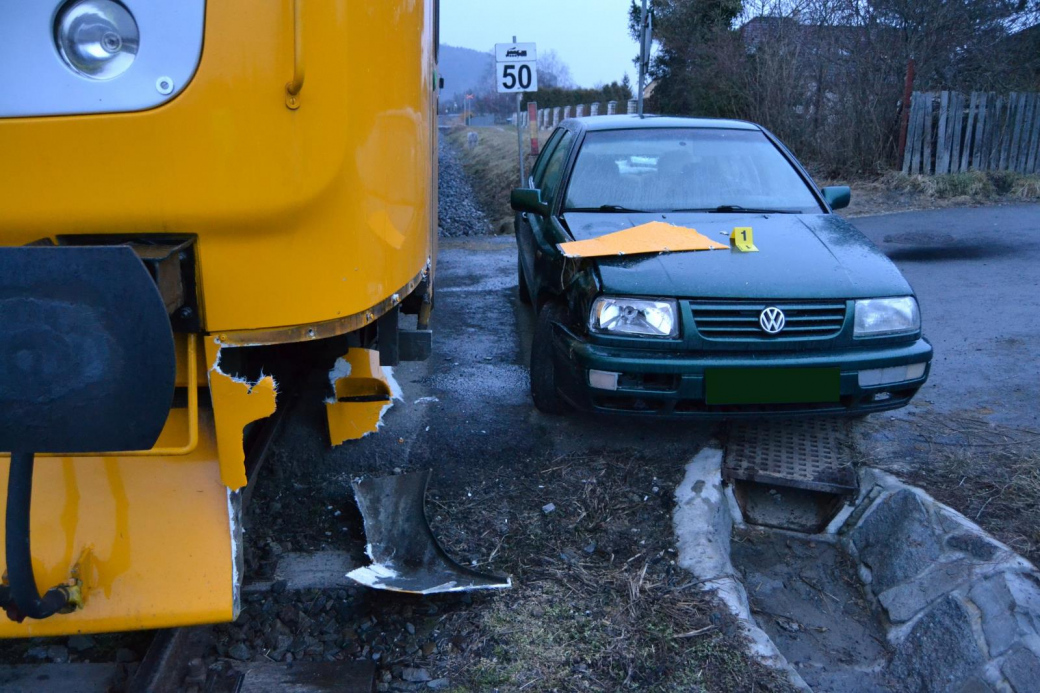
552;325;933;418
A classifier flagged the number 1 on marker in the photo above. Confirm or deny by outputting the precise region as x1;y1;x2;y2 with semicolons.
730;227;758;252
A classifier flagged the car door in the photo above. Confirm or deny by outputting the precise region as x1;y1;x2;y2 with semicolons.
516;128;563;299
518;128;576;304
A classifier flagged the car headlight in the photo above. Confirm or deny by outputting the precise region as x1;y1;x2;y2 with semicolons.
55;0;139;80
589;297;678;338
854;297;920;337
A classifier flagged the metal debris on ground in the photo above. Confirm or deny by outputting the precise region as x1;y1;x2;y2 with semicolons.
347;471;511;594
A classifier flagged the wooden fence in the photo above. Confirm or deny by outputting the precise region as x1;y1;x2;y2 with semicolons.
902;91;1040;175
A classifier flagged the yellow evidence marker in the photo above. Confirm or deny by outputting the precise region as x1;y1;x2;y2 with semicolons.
730;226;758;252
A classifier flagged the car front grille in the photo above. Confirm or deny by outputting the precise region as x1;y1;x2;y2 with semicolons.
689;300;847;341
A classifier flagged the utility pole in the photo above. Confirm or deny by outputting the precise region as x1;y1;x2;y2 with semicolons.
637;0;649;118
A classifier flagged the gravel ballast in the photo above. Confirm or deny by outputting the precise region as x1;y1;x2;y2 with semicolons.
437;138;492;237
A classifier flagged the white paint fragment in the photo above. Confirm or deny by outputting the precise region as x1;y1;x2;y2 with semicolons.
413;396;440;405
345;561;512;594
382;366;404;401
324;357;354;404
227;489;243;619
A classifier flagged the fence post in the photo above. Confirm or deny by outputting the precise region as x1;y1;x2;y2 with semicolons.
590;102;600;116
563;105;572;120
1026;94;1040;174
923;93;934;174
576;104;585;117
971;92;988;170
607;101;618;115
897;58;916;166
902;93;917;174
959;92;977;173
935;92;950;174
552;107;561;127
628;99;638;114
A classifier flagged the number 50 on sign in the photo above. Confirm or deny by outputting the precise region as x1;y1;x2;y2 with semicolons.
495;43;538;93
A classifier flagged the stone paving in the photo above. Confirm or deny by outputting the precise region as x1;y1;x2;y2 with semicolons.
843;469;1040;693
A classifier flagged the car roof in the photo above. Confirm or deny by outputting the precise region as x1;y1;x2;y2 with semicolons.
562;114;761;132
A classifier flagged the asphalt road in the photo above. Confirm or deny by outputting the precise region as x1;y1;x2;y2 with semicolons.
853;203;1040;431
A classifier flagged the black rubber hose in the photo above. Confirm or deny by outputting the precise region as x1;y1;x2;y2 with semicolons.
6;451;71;620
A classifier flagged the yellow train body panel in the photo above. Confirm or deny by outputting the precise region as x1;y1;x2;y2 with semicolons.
0;0;437;332
0;0;437;636
0;412;234;637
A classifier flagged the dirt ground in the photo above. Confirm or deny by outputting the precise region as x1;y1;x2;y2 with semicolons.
229;395;795;692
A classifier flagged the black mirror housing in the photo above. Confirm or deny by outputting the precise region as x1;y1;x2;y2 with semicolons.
821;185;851;210
511;188;549;216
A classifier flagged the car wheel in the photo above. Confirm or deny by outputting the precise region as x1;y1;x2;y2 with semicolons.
517;252;532;305
530;302;571;415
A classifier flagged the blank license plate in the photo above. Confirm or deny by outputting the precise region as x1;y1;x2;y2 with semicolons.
705;367;840;405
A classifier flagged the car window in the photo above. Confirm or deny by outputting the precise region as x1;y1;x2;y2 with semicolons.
539;130;576;206
532;129;563;188
563;128;822;213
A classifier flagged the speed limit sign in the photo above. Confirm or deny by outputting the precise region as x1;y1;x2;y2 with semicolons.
495;43;538;93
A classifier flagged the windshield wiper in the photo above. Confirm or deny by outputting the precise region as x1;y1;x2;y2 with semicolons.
566;205;651;213
671;205;796;214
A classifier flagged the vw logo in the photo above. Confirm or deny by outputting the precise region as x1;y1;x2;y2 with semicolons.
759;307;786;334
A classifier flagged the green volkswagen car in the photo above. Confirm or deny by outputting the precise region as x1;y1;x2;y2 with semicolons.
512;115;932;417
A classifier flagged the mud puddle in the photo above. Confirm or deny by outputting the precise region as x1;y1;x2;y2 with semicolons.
731;526;890;691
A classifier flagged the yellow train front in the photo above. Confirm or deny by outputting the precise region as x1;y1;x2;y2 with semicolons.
0;0;439;636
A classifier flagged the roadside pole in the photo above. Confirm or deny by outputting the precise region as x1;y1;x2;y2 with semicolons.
496;39;538;188
637;0;650;118
517;91;525;185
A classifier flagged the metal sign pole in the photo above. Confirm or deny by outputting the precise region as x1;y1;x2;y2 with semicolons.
637;0;647;118
513;36;525;186
517;92;525;185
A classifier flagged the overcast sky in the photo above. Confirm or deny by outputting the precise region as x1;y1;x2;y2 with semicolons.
440;0;640;88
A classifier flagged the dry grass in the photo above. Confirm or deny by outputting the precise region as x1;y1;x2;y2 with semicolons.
862;414;1040;565
446;126;545;235
876;170;1040;200
426;450;796;692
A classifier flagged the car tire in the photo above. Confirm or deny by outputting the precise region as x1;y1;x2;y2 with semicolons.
517;252;532;305
530;302;571;415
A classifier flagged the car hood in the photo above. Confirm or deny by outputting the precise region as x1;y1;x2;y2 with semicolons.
562;212;913;299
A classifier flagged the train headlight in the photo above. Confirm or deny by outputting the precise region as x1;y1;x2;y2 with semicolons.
55;0;139;80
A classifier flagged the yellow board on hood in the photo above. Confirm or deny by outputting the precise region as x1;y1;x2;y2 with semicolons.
557;221;729;258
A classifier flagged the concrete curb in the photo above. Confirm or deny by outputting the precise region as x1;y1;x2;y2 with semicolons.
673;447;811;691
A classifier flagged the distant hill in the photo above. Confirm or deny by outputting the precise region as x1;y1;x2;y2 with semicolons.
439;44;492;104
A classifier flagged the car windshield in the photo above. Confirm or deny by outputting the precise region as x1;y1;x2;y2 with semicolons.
563;128;822;214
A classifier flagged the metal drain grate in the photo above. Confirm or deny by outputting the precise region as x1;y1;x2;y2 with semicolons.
723;418;858;494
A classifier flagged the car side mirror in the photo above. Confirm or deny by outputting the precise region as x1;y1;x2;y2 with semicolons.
511;188;549;216
821;185;851;210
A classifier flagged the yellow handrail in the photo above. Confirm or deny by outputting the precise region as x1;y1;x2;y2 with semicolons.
285;0;305;110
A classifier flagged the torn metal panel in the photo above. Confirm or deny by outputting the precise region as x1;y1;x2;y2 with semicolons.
205;339;278;491
557;221;728;259
325;350;401;445
347;471;511;595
